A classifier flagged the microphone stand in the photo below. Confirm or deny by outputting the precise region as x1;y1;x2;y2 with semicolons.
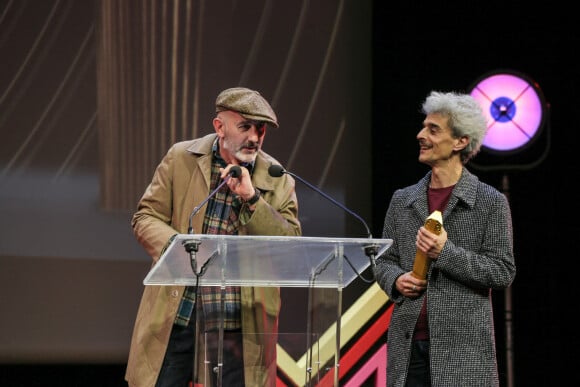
182;166;240;387
185;166;241;276
269;165;379;273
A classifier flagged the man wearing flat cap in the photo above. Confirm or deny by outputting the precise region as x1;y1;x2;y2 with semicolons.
126;87;301;387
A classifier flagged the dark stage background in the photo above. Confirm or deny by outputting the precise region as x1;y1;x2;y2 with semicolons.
1;1;578;386
373;2;578;387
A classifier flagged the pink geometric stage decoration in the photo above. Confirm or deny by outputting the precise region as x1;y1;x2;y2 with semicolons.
343;344;387;387
470;71;546;154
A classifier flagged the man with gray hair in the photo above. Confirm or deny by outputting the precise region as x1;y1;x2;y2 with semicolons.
126;87;301;387
374;91;516;386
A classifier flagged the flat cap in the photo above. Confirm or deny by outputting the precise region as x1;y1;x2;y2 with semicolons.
215;87;279;128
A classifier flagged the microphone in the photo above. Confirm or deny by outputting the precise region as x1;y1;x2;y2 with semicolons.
184;165;241;276
268;164;379;270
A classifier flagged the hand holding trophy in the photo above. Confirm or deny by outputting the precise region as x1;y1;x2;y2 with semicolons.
411;210;443;280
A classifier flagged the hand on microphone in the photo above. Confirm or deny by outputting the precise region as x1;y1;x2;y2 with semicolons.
221;164;257;202
187;165;244;234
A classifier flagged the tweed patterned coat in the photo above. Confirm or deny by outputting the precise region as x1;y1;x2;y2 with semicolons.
125;133;301;387
374;168;516;387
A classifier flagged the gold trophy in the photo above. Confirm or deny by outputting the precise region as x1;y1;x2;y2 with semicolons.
411;210;443;280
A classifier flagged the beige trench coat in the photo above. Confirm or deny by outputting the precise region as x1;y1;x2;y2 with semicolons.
125;133;301;387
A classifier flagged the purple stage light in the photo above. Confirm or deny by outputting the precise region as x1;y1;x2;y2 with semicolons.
470;71;545;154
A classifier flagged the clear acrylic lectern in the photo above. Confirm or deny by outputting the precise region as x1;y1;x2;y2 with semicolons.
143;234;392;386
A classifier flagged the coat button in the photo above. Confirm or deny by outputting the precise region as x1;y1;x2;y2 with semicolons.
405;332;411;339
171;289;179;297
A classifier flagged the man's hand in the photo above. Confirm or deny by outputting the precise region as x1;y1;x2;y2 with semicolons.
396;272;427;298
221;164;255;201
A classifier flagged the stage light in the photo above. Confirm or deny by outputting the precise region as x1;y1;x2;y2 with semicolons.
469;70;550;387
469;69;549;170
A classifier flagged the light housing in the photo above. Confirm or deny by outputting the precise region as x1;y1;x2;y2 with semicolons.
469;69;549;170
